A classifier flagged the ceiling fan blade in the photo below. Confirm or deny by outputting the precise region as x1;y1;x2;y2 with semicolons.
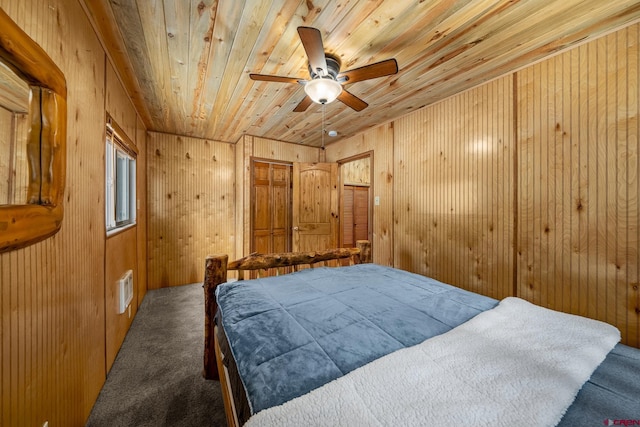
293;95;313;112
298;26;328;76
249;74;302;84
339;59;398;84
337;89;368;112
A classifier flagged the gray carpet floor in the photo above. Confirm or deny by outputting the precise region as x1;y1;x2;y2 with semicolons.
86;283;227;426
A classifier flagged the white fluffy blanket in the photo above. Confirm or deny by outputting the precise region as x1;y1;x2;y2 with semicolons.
245;297;620;427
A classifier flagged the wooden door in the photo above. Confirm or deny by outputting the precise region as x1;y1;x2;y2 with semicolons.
292;162;338;252
342;185;369;248
251;161;291;254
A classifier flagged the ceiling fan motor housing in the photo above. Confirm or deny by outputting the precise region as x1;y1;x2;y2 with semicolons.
308;54;341;80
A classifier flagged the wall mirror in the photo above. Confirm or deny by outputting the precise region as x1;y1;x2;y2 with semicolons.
0;8;67;252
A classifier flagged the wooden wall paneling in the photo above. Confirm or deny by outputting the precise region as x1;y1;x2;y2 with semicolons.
105;61;137;141
614;27;638;346
105;61;143;373
608;29;623;339
532;56;555;305
536;59;548;310
433;92;443;283
342;157;371;185
66;5;108;418
549;55;573;311
594;37;609;324
392;111;415;273
234;135;248;262
492;78;510;298
242;135;253;258
516;24;639;346
136;117;147;304
392;105;416;272
604;31;621;326
628;24;639;348
147;132;235;288
584;39;601;319
323;21;637;345
393;76;514;300
104;227;137;372
369;125;395;267
572;43;587;318
1;0;110;424
494;74;515;299
445;90;454;284
517;64;535;304
252;135;321;163
559;50;572;314
325;123;395;266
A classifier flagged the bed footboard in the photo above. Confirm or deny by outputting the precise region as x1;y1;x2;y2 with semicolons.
203;240;371;380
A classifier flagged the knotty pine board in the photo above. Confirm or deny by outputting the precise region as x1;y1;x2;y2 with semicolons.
516;25;639;347
146;132;235;289
393;75;515;301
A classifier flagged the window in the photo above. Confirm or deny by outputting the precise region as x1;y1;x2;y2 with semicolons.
106;122;136;232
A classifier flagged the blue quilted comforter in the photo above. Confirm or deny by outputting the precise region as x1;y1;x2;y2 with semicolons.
216;263;640;423
216;263;497;412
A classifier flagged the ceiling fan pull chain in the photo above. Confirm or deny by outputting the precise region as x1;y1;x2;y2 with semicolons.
322;104;327;150
321;104;325;149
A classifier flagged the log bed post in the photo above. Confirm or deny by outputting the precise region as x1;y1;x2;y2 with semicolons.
203;254;228;380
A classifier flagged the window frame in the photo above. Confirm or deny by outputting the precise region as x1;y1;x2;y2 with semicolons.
105;120;137;233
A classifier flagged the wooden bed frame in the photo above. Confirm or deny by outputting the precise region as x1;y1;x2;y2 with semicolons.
203;240;372;426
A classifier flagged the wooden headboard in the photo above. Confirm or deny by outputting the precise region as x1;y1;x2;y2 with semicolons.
202;240;371;380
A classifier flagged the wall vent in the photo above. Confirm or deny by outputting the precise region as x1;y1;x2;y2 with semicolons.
118;270;134;314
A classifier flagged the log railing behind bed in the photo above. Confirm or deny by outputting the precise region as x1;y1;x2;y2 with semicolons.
203;240;371;380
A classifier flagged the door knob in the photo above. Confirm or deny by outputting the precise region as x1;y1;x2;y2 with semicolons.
293;226;299;231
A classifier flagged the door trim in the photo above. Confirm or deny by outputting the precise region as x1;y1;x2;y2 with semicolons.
249;157;293;254
337;151;374;250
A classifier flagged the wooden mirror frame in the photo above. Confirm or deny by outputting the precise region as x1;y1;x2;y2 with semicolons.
0;8;67;252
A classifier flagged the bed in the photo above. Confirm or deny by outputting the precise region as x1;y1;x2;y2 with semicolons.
203;241;640;426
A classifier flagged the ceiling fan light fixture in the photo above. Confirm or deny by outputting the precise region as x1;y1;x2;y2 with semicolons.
304;77;342;105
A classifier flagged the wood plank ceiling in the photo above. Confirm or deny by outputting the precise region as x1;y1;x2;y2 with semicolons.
82;0;640;147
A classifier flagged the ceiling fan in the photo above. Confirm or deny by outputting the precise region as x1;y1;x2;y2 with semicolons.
249;26;398;112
